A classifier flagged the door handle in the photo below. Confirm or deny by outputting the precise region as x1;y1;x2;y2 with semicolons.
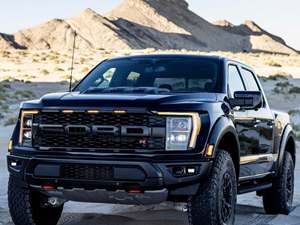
254;119;261;125
253;119;261;128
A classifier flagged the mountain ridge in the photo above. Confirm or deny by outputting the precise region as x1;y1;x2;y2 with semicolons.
0;0;298;54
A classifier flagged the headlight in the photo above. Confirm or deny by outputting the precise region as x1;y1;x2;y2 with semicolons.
166;117;192;150
19;110;38;146
157;112;201;151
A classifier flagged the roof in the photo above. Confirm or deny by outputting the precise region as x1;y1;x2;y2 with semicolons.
106;54;254;72
108;54;225;61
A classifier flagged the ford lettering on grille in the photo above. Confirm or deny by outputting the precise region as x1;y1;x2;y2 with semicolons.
32;112;166;151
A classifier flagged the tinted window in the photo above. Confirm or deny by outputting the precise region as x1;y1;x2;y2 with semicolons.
241;68;260;91
74;57;223;94
228;65;245;95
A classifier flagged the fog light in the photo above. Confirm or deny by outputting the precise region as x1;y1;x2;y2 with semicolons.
187;168;196;175
11;162;17;167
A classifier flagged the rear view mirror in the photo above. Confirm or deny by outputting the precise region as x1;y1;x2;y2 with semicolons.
229;91;262;110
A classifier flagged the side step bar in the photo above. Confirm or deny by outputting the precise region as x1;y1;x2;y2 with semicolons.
238;183;272;194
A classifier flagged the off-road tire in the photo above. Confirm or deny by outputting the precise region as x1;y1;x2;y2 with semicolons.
188;150;237;225
263;151;294;215
8;176;63;225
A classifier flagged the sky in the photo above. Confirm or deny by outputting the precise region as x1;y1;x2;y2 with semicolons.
0;0;299;50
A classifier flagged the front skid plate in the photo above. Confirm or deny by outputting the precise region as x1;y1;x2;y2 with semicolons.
33;186;168;205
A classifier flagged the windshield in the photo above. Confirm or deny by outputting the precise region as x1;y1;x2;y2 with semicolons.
74;57;223;94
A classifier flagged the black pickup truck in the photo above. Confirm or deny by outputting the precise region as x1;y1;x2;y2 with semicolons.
7;55;296;225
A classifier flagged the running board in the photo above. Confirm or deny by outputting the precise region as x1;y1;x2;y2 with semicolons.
238;183;272;194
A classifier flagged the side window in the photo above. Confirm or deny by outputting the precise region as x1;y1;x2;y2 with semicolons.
240;68;260;91
228;65;245;96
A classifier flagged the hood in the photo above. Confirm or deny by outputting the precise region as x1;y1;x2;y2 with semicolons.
22;92;220;110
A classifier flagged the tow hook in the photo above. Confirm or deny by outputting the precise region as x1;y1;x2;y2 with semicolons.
46;197;66;208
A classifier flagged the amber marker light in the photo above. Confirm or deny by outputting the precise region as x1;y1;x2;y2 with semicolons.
206;144;214;157
87;110;100;114
8;139;13;152
62;110;75;113
113;109;127;114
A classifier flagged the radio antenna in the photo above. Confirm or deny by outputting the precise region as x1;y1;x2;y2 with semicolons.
69;31;77;92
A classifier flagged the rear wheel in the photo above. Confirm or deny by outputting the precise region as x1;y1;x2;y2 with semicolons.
8;176;63;225
188;150;237;225
263;151;294;215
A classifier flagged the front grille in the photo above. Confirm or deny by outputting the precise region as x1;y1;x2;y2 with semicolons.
36;135;165;149
61;165;113;180
33;111;166;151
35;112;165;127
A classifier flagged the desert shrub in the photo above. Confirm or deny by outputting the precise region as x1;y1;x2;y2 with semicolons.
2;82;11;89
276;81;291;88
3;76;21;82
15;90;36;99
296;133;300;142
4;117;16;126
0;93;7;102
55;67;65;72
0;50;11;58
289;86;300;94
17;51;28;56
267;74;288;81
49;55;59;61
288;109;300;115
257;75;269;82
33;53;40;57
1;104;9;112
0;83;8;102
80;57;87;64
264;59;282;67
273;81;292;94
62;74;72;80
41;69;50;75
23;74;36;80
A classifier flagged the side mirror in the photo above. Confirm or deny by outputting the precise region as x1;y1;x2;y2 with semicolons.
229;91;262;110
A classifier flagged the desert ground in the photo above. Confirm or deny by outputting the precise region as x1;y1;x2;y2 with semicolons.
0;49;300;224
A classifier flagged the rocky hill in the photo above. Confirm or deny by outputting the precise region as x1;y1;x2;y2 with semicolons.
0;0;298;54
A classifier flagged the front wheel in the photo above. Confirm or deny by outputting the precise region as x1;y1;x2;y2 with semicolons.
8;176;63;225
263;151;295;215
188;150;237;225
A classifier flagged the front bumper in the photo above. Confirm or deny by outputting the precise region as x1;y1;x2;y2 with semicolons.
7;153;212;205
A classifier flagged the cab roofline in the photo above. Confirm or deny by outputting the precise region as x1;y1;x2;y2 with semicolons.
107;54;226;62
